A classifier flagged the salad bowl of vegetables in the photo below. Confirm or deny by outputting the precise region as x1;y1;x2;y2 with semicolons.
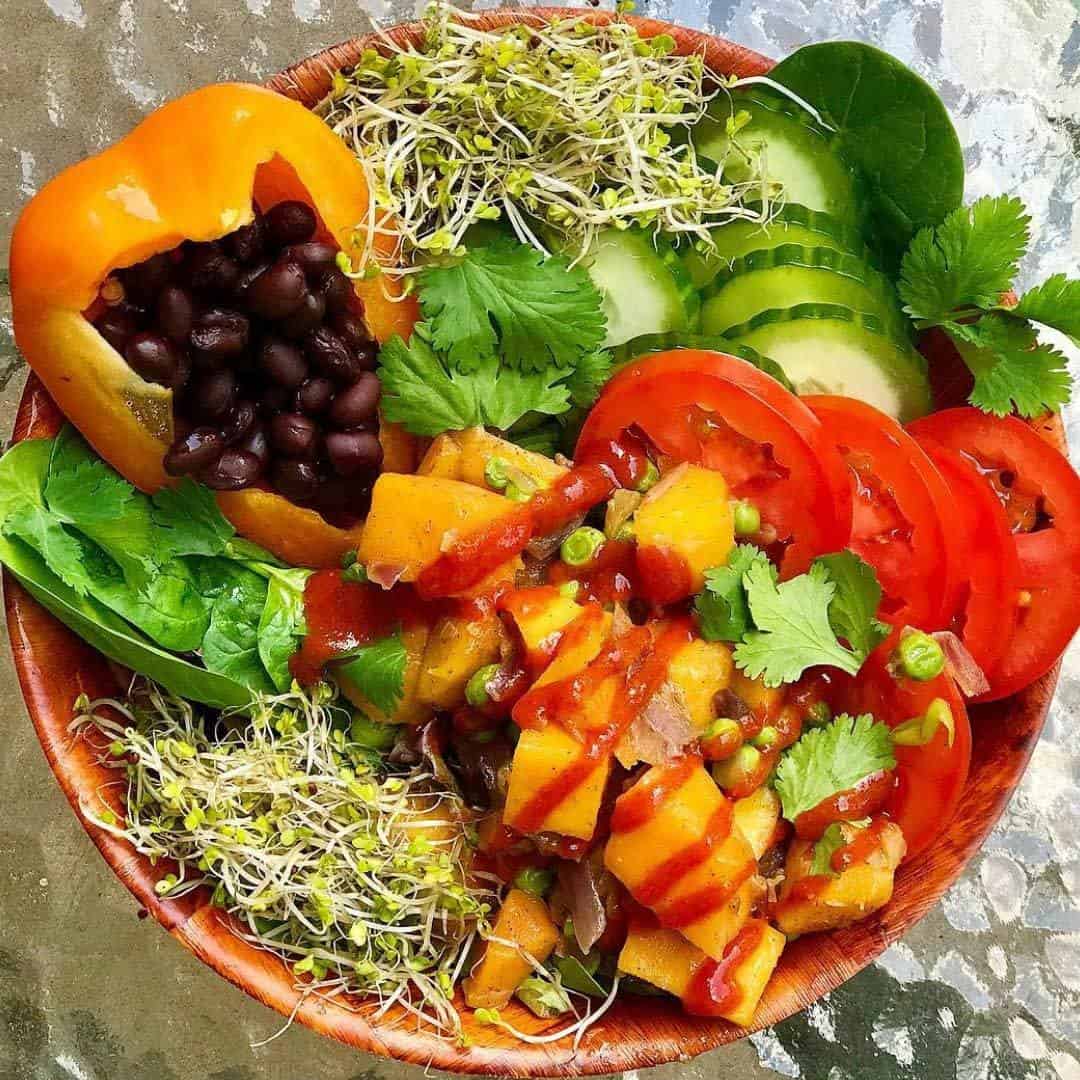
5;6;1079;1075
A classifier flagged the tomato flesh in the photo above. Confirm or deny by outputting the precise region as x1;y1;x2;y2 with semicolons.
908;408;1080;699
576;353;852;577
806;395;960;631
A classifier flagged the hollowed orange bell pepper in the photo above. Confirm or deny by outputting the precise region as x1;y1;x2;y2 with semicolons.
9;82;419;567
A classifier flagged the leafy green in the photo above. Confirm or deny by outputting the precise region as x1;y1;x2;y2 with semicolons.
335;631;408;715
554;955;609;997
563;350;615;409
254;566;311;692
201;567;275;692
773;714;896;822
898;197;1076;417
508;421;562;457
516;975;573;1019
418;237;606;373
809;822;847;877
4;503;97;596
813;551;889;659
734;561;865;687
152;479;235;559
0;439;53;526
378;326;571;437
769;41;965;263
1014;273;1080;346
694;545;775;643
898;196;1030;324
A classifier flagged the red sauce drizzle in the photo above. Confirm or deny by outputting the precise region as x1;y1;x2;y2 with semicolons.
782;817;892;905
657;862;756;930
507;621;690;834
610;755;700;835
633;801;734;907
683;921;767;1017
548;539;638;606
793;769;895;841
416;435;650;600
636;543;696;605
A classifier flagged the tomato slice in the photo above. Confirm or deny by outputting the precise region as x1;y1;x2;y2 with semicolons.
836;638;972;859
914;442;1020;685
805;395;961;631
576;353;852;577
908;408;1080;699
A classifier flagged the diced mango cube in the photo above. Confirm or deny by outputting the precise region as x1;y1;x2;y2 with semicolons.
714;921;786;1027
415;614;505;709
335;622;431;725
732;788;782;860
618;924;706;999
418;427;566;492
666;638;734;733
464;888;559;1010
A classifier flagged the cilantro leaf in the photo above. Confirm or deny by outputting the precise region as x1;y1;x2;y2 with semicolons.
378;326;570;437
809;822;848;877
336;631;407;716
947;313;1072;418
152;479;235;559
1014;273;1080;346
255;566;311;692
418;238;606;373
813;551;889;660
773;714;896;822
3;504;97;596
694;545;775;643
563;350;614;409
201;566;275;693
734;561;862;687
899;196;1030;324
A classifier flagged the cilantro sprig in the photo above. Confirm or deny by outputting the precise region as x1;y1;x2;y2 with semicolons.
773;714;896;822
899;195;1077;417
694;548;888;686
335;630;408;716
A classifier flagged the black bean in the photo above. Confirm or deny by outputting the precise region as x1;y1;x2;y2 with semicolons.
171;349;192;392
190;307;250;359
186;243;240;296
156;286;195;343
272;458;321;503
317;268;353;314
332;310;373;353
121;252;172;305
259;384;292;416
221;400;257;446
95;306;140;354
328;372;381;427
284;241;338;278
259;337;308;388
237;423;270;466
234;259;271;304
270;412;319;457
246;258;307;320
326;429;383;477
305;326;358;381
265;200;317;247
313;475;351;517
294;376;334;415
125;332;182;387
278;289;326;339
164;428;224;476
225;213;265;264
191;369;237;421
201;449;262;490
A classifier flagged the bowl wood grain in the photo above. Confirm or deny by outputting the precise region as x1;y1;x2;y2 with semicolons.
3;11;1063;1074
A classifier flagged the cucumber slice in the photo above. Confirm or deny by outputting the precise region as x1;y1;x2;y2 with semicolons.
682;204;880;289
699;244;909;345
693;90;866;230
610;332;794;393
723;304;931;422
577;228;701;347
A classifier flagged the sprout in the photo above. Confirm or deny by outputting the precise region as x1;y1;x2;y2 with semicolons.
324;2;774;274
72;679;497;1039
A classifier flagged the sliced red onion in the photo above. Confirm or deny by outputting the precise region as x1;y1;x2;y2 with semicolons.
367;562;405;590
558;858;607;954
525;515;584;561
932;630;990;698
615;682;696;766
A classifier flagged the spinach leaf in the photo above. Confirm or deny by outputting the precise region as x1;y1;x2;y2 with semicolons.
0;532;251;709
770;41;964;264
201;565;275;693
251;566;311;692
151;478;235;559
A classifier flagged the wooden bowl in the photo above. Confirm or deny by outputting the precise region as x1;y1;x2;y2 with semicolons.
3;11;1064;1075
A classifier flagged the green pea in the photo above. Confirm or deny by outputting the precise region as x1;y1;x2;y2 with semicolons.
731;500;761;537
513;866;555;898
805;701;832;728
751;725;779;749
703;717;740;742
560;526;605;567
465;663;500;707
484;456;510;491
895;631;945;682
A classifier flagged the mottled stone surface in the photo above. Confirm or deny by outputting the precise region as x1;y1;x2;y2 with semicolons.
0;1;1077;1078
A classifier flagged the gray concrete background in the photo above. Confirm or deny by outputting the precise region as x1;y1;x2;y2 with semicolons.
0;2;1077;1078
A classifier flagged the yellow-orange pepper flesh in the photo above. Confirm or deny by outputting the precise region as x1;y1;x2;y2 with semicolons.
10;82;419;567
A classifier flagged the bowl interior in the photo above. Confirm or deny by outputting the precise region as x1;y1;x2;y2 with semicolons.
4;11;1061;1075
